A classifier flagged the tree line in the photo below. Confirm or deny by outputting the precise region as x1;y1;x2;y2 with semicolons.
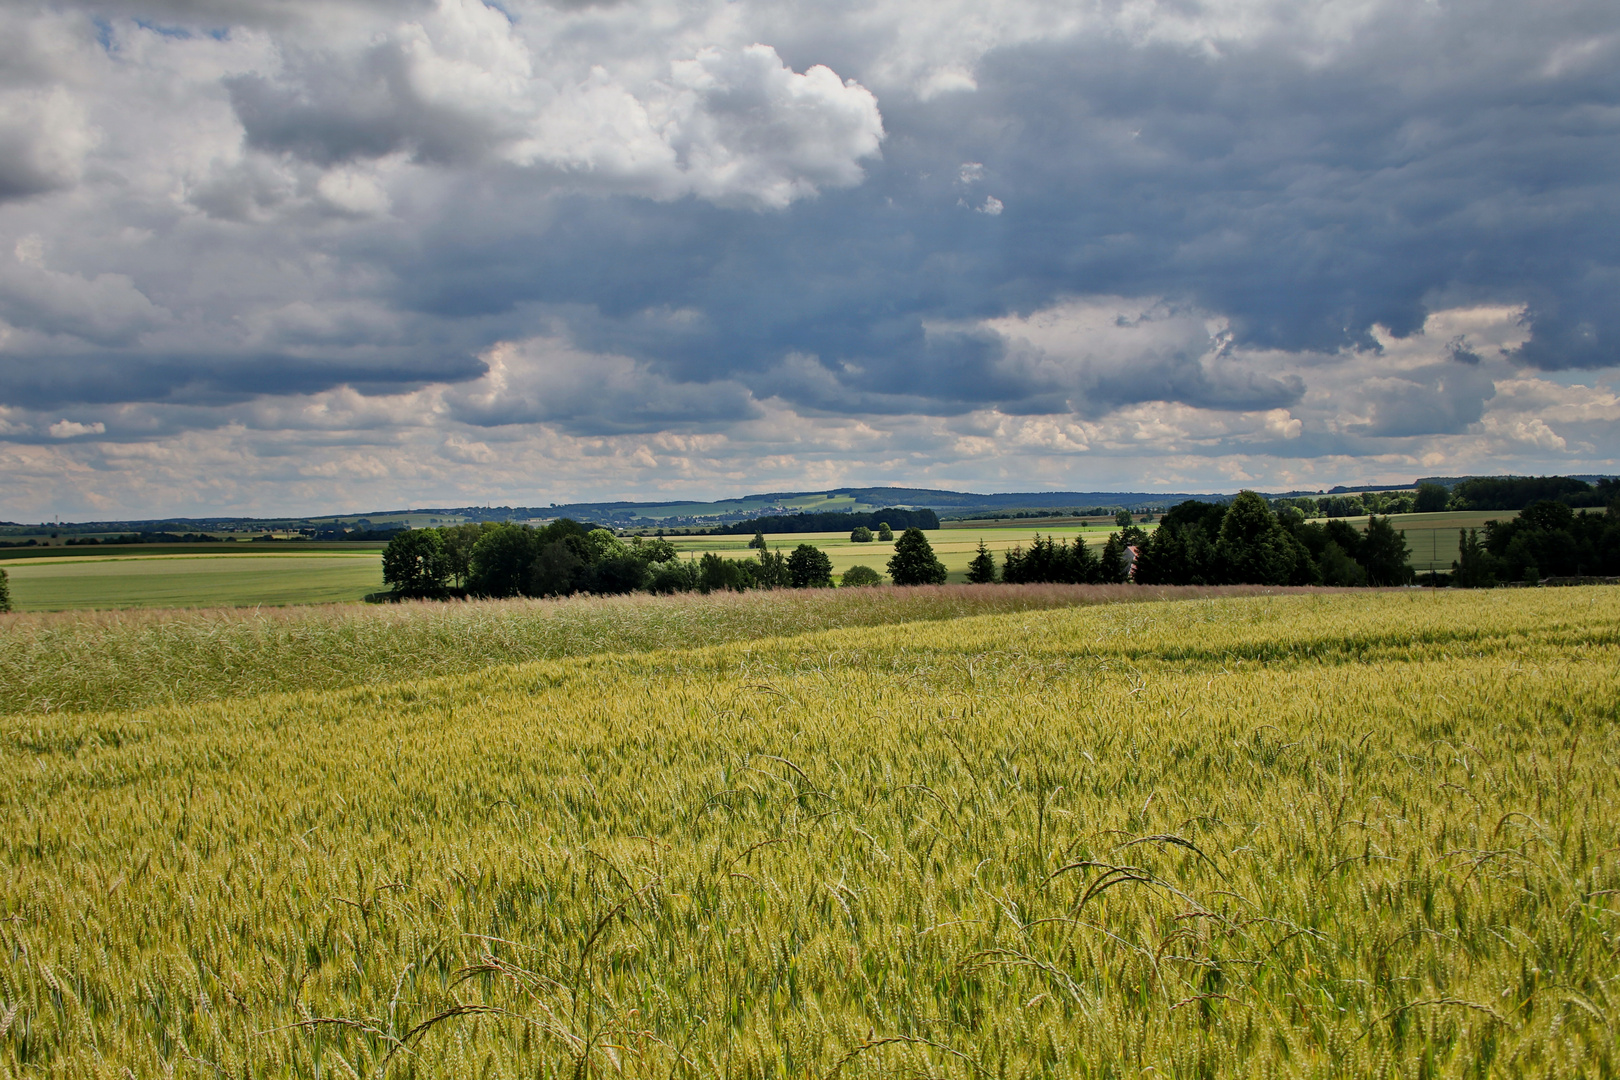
382;520;954;599
717;508;938;535
1446;475;1616;511
1272;476;1617;519
382;491;1620;600
964;493;1416;587
1451;500;1620;586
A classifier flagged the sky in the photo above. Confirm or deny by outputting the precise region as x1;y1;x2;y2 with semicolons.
1;0;1618;519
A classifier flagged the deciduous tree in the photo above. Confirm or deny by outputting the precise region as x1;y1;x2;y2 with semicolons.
1215;491;1299;585
468;524;538;598
788;544;834;588
1359;515;1415;586
1414;483;1449;513
888;528;947;585
382;529;449;598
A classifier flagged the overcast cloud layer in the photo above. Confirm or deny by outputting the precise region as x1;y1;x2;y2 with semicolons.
2;0;1618;518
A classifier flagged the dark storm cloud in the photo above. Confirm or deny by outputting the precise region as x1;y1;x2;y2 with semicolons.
1348;360;1498;439
226;46;506;168
343;0;1620;435
915;9;1620;365
0;135;76;202
0;350;485;411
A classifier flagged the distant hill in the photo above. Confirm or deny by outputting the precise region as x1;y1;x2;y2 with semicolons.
524;486;1223;525
12;475;1613;535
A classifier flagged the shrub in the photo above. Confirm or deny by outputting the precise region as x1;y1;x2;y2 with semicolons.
876;523;894;542
648;558;700;594
698;552;749;593
840;565;883;587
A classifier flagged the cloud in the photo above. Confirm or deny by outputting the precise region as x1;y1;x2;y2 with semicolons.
222;2;882;208
445;333;761;433
979;298;1305;417
0;238;168;345
0;0;1617;516
0;87;97;201
47;418;105;438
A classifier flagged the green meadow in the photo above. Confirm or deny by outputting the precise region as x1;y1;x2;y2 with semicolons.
0;553;384;611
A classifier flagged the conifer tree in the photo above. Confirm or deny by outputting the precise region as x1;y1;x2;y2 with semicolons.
1099;533;1128;584
966;539;997;583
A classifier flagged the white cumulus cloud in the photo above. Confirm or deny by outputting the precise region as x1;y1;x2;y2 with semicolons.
48;418;105;438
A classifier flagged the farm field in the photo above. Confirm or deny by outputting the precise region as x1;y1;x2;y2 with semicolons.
0;552;384;611
664;524;1117;583
0;511;1529;611
0;583;1300;715
664;510;1522;580
2;587;1616;1077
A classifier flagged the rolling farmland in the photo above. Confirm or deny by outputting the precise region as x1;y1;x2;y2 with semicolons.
2;587;1615;1077
660;524;1118;584
0;510;1524;612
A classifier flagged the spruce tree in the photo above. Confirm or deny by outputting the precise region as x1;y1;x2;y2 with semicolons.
966;539;997;583
1099;533;1128;584
1451;528;1497;588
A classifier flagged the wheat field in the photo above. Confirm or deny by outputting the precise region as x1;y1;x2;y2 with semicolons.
2;588;1617;1077
0;584;1316;716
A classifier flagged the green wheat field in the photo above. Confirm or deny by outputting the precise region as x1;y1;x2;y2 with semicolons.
2;586;1617;1077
